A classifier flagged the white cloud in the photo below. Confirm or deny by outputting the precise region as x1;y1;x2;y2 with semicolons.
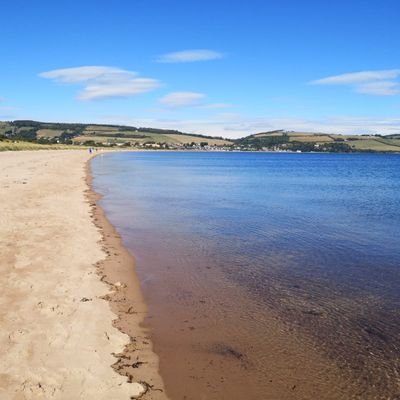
79;78;161;100
157;49;223;63
159;91;205;108
355;81;400;96
311;69;400;96
40;66;126;83
312;69;400;85
159;93;231;110
39;66;161;100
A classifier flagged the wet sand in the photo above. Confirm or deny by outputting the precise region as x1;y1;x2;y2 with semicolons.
134;246;355;400
86;157;168;400
0;150;167;400
140;255;400;400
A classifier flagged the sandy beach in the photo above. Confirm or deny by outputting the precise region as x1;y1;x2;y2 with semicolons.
0;150;167;400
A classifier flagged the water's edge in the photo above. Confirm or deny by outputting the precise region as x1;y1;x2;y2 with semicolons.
86;156;169;400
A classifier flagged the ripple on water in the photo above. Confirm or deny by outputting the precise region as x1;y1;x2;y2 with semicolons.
93;152;400;400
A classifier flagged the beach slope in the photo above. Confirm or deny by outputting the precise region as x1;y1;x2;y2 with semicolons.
0;150;165;399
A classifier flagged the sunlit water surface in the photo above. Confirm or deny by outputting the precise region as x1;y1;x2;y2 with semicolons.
92;152;400;400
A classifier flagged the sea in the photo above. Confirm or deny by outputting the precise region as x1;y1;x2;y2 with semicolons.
92;151;400;400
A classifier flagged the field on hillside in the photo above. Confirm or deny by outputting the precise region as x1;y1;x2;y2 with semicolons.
254;132;284;137
288;134;333;143
73;135;139;144
0;122;12;134
1;120;399;152
348;139;400;152
37;129;65;138
375;138;400;147
85;125;120;132
75;129;232;145
164;134;232;145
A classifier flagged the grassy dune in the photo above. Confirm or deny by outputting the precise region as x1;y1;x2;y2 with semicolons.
0;141;83;151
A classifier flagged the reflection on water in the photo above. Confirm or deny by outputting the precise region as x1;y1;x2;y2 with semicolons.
92;152;400;399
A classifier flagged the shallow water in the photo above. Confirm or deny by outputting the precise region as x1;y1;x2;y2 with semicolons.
92;152;400;399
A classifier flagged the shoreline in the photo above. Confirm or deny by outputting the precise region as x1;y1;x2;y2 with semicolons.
85;155;169;399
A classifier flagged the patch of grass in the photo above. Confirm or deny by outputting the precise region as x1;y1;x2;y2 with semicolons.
84;125;120;132
165;134;232;145
0;122;12;134
74;135;136;144
349;139;400;152
77;131;175;143
134;132;178;143
37;129;65;138
254;132;284;137
375;138;400;147
0;140;83;151
289;135;333;143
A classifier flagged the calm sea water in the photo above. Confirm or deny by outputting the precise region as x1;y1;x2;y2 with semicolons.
92;152;400;400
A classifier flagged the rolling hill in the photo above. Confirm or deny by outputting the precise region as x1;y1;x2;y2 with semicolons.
0;120;232;148
1;121;400;152
235;130;400;152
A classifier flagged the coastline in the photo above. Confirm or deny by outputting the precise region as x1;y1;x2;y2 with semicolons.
0;150;167;400
5;149;395;399
86;154;169;399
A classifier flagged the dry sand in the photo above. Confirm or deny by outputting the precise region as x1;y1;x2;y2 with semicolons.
0;150;168;400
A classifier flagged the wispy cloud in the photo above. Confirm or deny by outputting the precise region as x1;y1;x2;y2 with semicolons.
312;70;400;85
159;91;205;108
311;69;400;96
355;81;400;96
157;49;223;63
39;66;161;100
159;92;232;110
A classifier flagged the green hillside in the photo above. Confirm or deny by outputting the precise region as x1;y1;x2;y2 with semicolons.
235;130;400;152
1;120;400;152
0;120;232;149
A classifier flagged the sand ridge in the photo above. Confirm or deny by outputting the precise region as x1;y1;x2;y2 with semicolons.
0;150;166;400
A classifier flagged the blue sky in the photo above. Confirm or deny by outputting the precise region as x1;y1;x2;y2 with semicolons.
1;0;400;137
